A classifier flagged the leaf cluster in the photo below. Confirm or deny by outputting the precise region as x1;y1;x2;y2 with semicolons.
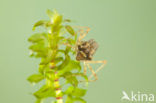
27;10;88;103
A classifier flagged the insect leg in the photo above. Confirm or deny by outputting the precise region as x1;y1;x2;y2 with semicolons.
61;42;77;51
83;61;87;75
74;26;90;42
86;63;98;82
86;60;107;80
85;60;107;64
89;63;105;79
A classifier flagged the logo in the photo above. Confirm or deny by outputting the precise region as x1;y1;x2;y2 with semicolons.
121;91;155;102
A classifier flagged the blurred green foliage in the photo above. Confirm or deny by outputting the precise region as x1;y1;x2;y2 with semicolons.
27;9;88;103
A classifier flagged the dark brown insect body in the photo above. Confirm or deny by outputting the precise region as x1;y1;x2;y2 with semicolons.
76;39;98;61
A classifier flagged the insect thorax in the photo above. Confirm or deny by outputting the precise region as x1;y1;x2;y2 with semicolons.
76;39;98;61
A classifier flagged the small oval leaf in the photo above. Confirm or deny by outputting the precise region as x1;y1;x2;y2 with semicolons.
27;74;44;84
65;25;75;36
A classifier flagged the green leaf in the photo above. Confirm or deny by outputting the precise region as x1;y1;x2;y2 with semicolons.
35;52;47;58
65;86;74;94
45;71;55;82
46;9;53;19
61;72;88;86
65;25;75;36
67;38;76;45
28;33;49;58
28;33;48;43
58;54;70;70
64;19;72;22
65;96;86;103
65;86;87;97
33;20;48;30
35;99;42;103
29;43;47;52
65;46;72;54
34;85;55;99
73;97;86;103
53;11;62;26
60;60;81;75
62;72;78;87
46;9;63;34
39;64;54;75
40;57;51;65
74;32;78;42
73;88;86;97
66;95;73;103
29;50;48;58
40;49;53;65
27;74;44;84
29;42;49;58
54;57;64;64
38;64;47;74
68;77;78;87
72;73;88;82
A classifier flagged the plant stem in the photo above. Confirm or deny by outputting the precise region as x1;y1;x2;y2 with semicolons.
50;26;63;103
54;71;63;103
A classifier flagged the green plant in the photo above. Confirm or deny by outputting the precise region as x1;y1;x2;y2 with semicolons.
27;10;88;103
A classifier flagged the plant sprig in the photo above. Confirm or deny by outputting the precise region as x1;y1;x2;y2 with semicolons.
27;9;88;103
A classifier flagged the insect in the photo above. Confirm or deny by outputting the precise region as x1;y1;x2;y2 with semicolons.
64;26;107;82
76;39;98;61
